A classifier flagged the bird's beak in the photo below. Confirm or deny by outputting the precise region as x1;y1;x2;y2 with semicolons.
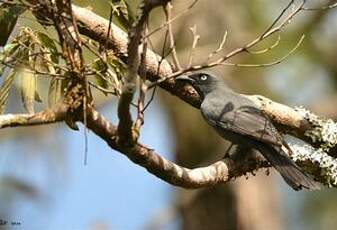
176;75;194;83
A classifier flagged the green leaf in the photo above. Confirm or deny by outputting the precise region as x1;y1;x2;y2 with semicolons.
3;42;19;55
110;0;135;30
36;32;59;64
123;0;135;23
48;78;62;107
0;58;4;77
91;58;112;90
95;72;112;90
91;58;108;73
0;66;4;76
18;70;36;114
0;4;25;46
0;70;15;114
14;44;29;65
34;91;42;103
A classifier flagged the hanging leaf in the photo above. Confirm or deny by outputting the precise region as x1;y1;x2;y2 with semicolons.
48;78;62;107
36;32;59;64
0;54;4;76
14;42;29;65
0;70;15;114
91;58;111;89
110;0;135;30
123;0;135;24
91;58;108;73
19;70;36;114
34;91;42;103
108;55;126;78
0;66;3;77
3;42;20;55
95;73;113;95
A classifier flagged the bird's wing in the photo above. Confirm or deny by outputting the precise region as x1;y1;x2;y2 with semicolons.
213;104;284;146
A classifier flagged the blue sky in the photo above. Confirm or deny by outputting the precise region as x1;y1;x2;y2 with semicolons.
0;99;177;230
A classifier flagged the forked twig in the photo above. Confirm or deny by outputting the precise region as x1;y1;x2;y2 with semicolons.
206;30;228;61
149;0;307;86
220;35;305;68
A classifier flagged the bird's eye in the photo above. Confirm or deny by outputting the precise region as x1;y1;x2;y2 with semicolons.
200;75;207;81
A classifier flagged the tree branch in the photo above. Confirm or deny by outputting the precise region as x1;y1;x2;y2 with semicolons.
71;4;337;153
86;106;337;187
86;106;270;188
117;1;151;143
0;102;69;129
117;0;172;144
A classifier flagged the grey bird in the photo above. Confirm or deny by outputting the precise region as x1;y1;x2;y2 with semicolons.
177;72;320;191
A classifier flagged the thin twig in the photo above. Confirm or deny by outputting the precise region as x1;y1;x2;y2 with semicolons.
164;2;181;70
146;0;199;38
206;30;228;61
187;25;200;68
88;81;117;95
134;31;148;136
143;23;170;107
261;0;295;38
219;35;305;67
246;34;281;55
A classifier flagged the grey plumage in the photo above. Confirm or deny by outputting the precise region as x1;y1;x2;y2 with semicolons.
177;72;320;191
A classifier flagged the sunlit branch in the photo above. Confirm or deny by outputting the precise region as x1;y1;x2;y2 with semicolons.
86;107;337;187
0;103;69;129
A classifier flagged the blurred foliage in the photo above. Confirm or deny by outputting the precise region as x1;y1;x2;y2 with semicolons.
302;189;337;229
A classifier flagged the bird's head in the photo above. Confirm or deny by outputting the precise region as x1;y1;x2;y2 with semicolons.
176;72;224;100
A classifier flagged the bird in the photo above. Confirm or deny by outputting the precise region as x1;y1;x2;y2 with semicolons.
176;71;320;191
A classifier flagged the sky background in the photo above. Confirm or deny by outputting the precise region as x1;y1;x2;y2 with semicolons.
0;99;177;230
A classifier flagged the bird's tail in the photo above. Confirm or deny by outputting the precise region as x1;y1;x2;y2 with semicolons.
256;143;320;191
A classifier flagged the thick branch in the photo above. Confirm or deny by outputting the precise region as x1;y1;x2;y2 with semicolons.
117;2;149;143
86;107;269;188
0;103;69;129
248;95;337;154
117;0;172;143
86;107;337;187
247;95;311;135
